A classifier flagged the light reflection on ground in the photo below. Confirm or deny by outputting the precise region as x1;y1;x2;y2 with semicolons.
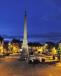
0;57;61;76
56;62;61;67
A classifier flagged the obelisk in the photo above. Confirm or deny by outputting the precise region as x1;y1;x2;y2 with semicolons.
21;10;29;59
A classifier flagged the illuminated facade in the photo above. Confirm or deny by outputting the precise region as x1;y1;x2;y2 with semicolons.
50;47;57;55
0;45;3;54
8;42;20;54
0;41;4;54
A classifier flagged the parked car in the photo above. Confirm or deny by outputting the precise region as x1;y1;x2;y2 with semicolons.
28;54;58;63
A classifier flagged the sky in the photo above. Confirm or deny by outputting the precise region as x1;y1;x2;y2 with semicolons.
0;0;61;42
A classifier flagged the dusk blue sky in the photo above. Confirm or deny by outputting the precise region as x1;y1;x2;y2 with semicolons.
0;0;61;42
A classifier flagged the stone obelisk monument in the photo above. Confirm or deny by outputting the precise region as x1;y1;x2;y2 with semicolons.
21;10;29;59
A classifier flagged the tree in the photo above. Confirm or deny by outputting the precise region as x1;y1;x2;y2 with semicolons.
0;36;3;43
